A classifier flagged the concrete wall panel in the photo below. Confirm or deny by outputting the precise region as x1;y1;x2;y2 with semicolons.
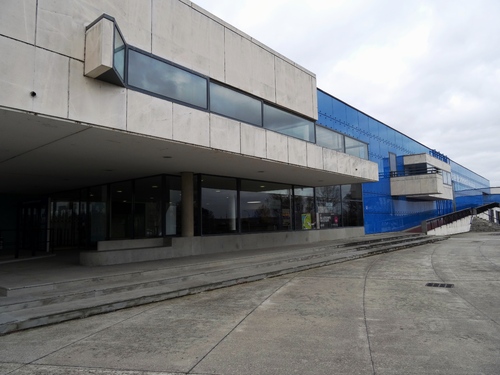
172;103;210;147
0;0;36;44
210;114;241;153
152;0;225;80
127;90;173;139
37;0;151;60
240;124;267;158
307;143;324;170
275;58;317;119
323;149;340;174
266;131;288;163
249;43;276;102
100;0;152;53
337;151;354;176
224;29;252;95
0;37;35;112
69;60;126;128
37;0;95;60
288;138;307;167
33;48;70;118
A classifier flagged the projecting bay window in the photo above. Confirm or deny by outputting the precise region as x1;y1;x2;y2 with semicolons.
113;26;125;81
84;15;126;86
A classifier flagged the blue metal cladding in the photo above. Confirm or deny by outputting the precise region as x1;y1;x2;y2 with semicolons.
451;162;491;210
316;89;489;234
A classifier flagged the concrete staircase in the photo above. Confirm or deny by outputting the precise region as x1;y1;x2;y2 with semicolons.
0;233;447;335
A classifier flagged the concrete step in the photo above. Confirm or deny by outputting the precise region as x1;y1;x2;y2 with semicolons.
0;233;426;303
0;234;447;335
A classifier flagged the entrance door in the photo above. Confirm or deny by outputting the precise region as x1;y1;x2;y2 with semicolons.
51;190;88;250
18;200;48;257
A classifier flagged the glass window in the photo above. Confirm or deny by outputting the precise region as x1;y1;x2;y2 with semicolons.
200;176;237;235
165;176;182;236
315;186;342;228
51;190;82;248
389;152;397;177
134;176;162;238
210;82;262;126
341;184;364;227
263;104;315;142
128;49;208;109
240;180;291;232
315;126;344;152
345;136;368;159
110;181;133;239
113;27;125;81
442;171;452;186
89;185;107;245
294;187;315;230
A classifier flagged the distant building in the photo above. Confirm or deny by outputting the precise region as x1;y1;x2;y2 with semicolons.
0;0;490;264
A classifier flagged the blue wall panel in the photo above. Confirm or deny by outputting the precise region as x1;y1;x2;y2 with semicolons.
316;89;490;234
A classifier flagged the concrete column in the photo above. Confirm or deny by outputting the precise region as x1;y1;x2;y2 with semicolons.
229;195;236;231
181;172;194;237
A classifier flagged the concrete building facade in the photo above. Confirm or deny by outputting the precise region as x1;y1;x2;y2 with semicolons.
0;0;379;264
0;0;493;264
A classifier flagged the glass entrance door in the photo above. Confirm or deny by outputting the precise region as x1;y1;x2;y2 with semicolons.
18;200;48;257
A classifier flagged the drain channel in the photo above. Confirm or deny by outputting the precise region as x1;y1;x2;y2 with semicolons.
425;283;454;288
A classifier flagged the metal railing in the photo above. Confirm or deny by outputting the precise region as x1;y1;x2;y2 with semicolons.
422;202;500;233
380;167;440;179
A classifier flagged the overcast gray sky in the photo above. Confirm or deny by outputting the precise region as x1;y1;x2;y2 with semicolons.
194;0;500;187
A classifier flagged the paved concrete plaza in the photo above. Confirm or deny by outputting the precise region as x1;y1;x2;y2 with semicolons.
1;232;499;375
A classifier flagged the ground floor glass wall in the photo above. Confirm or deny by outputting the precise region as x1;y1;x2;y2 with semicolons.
47;173;363;249
195;174;364;236
50;175;181;249
240;180;291;232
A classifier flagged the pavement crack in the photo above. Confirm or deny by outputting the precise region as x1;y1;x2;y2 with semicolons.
362;255;382;375
186;277;295;374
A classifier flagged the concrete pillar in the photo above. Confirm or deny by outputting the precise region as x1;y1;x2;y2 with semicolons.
229;195;236;231
421;220;428;235
181;172;194;237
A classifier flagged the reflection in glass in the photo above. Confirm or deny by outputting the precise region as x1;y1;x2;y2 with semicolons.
201;176;237;235
135;176;162;238
315;186;342;228
113;27;125;80
345;136;368;159
263;104;314;142
294;187;315;230
341;184;364;226
89;185;107;245
165;176;182;236
240;180;291;232
51;190;82;248
128;49;207;109
110;181;133;239
210;82;262;126
315;125;344;152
